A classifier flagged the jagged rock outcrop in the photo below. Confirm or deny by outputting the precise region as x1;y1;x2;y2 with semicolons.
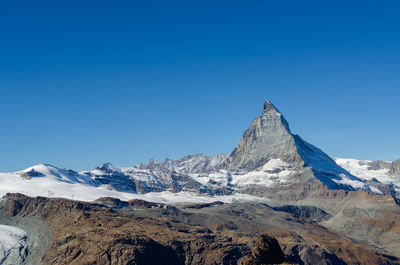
362;160;392;171
90;163;216;194
390;159;400;177
137;154;229;174
241;234;286;265
272;205;331;223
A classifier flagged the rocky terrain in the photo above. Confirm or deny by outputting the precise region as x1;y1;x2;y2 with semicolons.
1;100;400;264
1;193;399;265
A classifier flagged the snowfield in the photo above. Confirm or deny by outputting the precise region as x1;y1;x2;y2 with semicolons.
335;158;400;194
335;158;393;182
231;159;294;186
0;225;26;262
0;156;397;205
0;164;273;204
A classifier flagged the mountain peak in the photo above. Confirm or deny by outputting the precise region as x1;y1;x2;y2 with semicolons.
95;163;122;172
224;100;300;170
262;100;279;114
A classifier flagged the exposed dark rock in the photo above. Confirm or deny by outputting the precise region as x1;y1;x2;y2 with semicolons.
182;201;224;209
390;159;400;177
272;205;331;223
94;197;129;208
241;234;286;265
20;169;44;179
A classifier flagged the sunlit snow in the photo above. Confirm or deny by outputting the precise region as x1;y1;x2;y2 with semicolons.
0;225;26;261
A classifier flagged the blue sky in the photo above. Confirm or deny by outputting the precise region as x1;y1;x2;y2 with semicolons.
1;0;399;171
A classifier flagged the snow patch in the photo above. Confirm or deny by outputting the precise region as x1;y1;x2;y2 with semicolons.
261;158;290;171
335;158;400;192
0;225;26;262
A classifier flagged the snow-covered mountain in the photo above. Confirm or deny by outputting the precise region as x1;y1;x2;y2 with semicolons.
335;158;400;196
136;154;229;174
0;100;398;203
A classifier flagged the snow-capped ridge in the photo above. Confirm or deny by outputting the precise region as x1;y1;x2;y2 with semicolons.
0;100;398;203
335;157;400;195
93;163;123;174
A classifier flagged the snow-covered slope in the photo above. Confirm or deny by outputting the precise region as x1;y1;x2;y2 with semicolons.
335;158;400;194
0;225;26;262
0;156;389;204
0;163;275;203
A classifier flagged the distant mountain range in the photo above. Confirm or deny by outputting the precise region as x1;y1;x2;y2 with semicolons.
0;100;399;202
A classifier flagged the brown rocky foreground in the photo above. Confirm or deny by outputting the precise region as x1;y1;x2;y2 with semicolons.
0;193;399;265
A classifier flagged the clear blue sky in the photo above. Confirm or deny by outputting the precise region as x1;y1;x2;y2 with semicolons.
1;0;399;171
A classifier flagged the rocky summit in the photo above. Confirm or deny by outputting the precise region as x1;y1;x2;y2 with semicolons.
1;100;400;264
225;100;302;170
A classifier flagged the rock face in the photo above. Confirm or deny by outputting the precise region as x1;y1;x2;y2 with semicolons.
224;101;303;171
242;234;286;265
391;159;400;177
137;154;229;174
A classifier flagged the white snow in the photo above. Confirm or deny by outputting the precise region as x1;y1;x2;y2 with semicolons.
18;164;93;184
0;164;273;204
335;158;393;182
131;191;273;205
194;171;230;186
0;158;396;206
232;159;293;186
334;158;400;194
189;159;294;188
231;169;293;186
332;175;384;194
261;158;290;171
0;225;26;261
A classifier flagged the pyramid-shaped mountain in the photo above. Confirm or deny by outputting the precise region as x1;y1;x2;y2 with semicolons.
222;100;363;190
225;101;303;170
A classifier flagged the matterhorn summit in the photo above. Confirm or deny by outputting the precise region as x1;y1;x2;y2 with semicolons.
224;100;301;171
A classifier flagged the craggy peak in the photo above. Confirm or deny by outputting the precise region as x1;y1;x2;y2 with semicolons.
262;100;279;114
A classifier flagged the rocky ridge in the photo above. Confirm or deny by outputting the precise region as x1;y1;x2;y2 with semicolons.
1;193;399;265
